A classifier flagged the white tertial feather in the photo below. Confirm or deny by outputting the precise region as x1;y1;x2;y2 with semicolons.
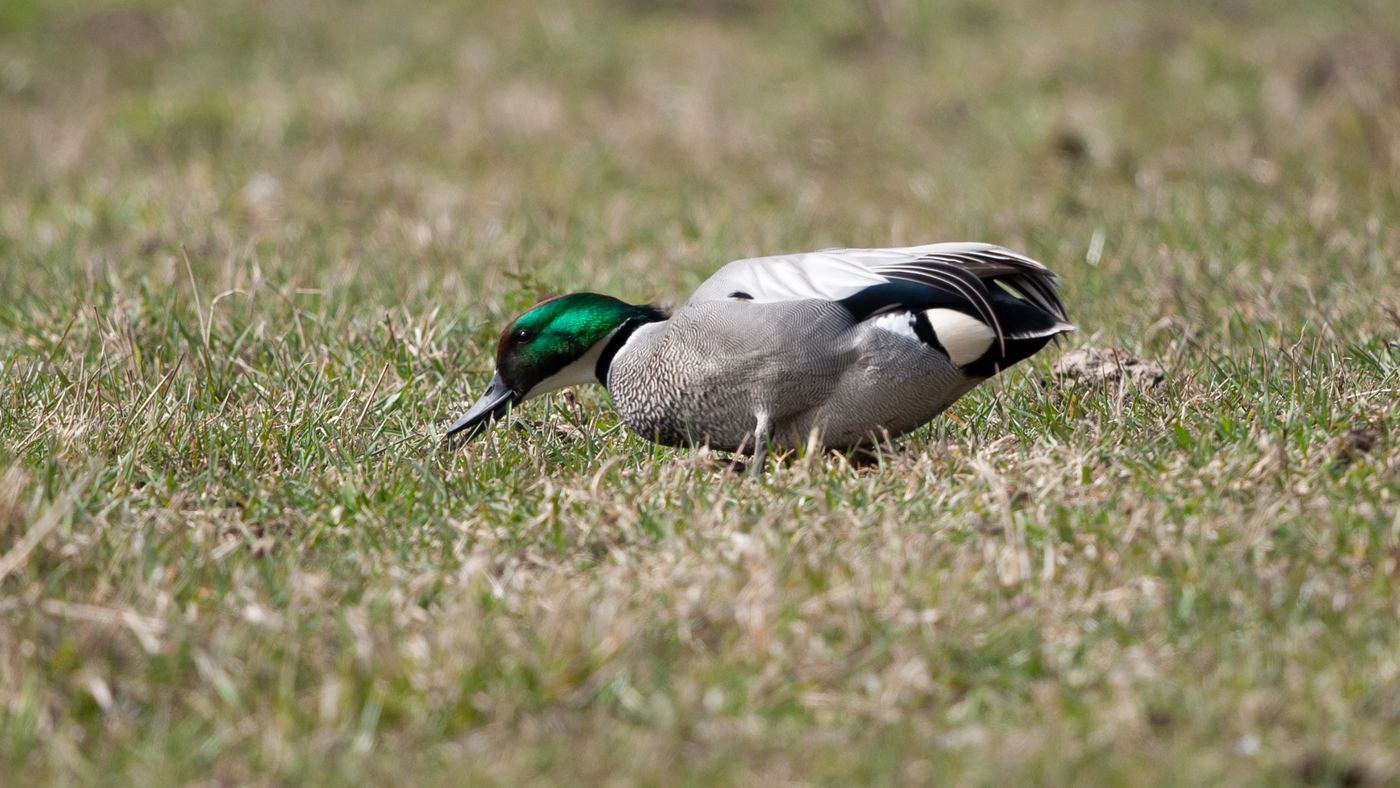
924;309;996;366
689;243;1062;321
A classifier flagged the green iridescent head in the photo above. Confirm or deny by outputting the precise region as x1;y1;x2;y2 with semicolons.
444;293;666;440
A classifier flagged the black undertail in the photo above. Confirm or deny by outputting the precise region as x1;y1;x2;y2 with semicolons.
959;290;1066;378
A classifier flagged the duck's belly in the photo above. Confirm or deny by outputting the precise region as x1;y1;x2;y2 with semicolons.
609;359;764;451
786;329;983;449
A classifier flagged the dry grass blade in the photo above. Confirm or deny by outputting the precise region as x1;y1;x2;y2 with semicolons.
0;474;90;584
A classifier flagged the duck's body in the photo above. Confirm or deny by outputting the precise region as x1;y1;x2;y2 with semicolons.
447;243;1072;455
609;299;977;450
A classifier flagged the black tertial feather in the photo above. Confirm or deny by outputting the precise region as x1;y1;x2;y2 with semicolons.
838;247;1067;360
917;249;1067;319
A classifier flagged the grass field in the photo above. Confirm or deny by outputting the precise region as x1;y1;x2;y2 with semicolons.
2;0;1399;783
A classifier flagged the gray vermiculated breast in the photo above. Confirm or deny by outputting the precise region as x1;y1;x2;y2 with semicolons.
607;300;855;451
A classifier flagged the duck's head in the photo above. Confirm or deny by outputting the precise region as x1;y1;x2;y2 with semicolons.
445;293;666;441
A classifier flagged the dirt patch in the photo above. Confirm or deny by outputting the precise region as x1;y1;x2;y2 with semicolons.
1052;347;1166;387
73;7;171;56
1293;750;1370;787
1332;427;1382;468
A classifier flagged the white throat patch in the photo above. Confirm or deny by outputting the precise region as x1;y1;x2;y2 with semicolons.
521;330;615;402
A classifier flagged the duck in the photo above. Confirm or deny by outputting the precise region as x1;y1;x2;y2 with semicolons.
445;242;1072;456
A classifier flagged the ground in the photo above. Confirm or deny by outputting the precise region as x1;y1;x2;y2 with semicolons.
1;0;1399;784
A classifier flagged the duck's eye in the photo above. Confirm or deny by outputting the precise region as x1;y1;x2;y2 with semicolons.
513;328;534;343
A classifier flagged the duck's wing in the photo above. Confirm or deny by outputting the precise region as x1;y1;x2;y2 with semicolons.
686;248;889;305
689;243;1069;354
864;242;1066;323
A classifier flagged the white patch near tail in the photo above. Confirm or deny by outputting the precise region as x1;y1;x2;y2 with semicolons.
924;308;996;366
871;311;918;339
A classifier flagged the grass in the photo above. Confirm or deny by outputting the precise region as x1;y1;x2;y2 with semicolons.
1;0;1398;783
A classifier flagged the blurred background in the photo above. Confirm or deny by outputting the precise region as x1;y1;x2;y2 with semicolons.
2;0;1396;323
3;2;1400;783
